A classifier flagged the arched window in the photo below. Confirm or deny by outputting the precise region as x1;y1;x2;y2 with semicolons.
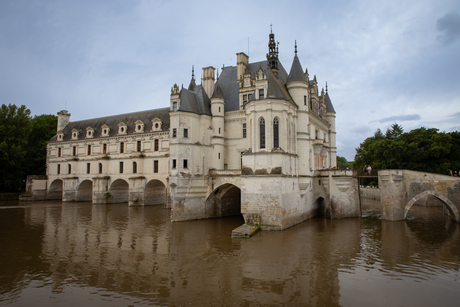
273;118;279;149
259;117;265;149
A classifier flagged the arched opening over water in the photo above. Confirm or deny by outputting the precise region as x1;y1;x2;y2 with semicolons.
313;197;326;217
404;190;459;222
48;179;63;200
108;179;129;204
76;180;93;202
145;179;167;206
206;184;241;218
405;191;459;246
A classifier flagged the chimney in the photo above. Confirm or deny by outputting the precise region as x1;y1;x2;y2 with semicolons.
57;110;71;131
202;66;215;98
236;52;249;81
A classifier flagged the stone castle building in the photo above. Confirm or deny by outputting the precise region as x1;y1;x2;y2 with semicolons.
39;31;359;230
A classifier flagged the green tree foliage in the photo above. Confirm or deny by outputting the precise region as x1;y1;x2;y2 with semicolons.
337;156;353;169
353;123;458;175
0;104;57;192
0;104;32;192
25;114;57;176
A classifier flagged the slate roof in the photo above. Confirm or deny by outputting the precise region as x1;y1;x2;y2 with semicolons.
216;60;293;112
325;92;336;113
50;107;170;143
178;84;212;115
287;54;308;83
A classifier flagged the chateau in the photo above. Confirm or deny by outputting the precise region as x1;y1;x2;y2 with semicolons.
39;31;360;230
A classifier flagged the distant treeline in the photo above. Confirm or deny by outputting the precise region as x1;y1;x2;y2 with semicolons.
0;104;57;192
353;123;460;175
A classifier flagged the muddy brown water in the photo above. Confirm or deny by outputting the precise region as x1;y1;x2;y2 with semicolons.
0;199;459;306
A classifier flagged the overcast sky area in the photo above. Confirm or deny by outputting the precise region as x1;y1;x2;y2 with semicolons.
1;0;459;161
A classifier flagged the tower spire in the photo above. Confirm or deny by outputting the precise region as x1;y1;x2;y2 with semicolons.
266;28;279;76
295;40;297;54
188;65;196;91
326;81;328;93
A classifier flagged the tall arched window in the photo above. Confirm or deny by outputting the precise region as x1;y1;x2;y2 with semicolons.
259;117;265;149
273;118;279;149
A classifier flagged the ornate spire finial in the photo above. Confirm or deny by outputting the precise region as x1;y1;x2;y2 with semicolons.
326;81;328;93
270;24;273;33
192;65;195;80
295;40;297;54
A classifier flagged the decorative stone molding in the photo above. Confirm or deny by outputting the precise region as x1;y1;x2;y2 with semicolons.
85;126;95;138
101;124;110;137
118;122;128;135
134;120;145;133
151;118;163;132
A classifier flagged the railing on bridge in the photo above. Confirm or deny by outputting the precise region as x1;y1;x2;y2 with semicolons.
357;169;379;177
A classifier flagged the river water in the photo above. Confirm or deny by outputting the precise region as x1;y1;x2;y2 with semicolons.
0;199;459;306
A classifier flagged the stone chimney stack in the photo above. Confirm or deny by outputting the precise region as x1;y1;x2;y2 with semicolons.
202;66;215;98
57;110;71;131
236;52;249;81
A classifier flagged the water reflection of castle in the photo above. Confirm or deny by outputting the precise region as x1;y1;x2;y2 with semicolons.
13;203;458;305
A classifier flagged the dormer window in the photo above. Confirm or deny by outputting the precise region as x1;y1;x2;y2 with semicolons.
71;128;79;140
118;122;128;135
86;127;95;138
57;130;64;141
101;124;110;137
172;101;178;112
151;118;163;132
134;120;145;133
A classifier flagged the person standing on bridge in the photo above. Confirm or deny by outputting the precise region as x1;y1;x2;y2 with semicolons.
363;165;367;175
367;165;372;176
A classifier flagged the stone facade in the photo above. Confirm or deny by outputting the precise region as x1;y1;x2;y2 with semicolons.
40;31;357;230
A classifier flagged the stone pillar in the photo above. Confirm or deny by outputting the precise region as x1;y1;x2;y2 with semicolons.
93;177;110;204
62;177;78;202
129;176;146;206
379;170;406;221
241;175;302;230
325;170;360;219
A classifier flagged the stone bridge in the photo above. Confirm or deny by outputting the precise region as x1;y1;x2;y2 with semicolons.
379;170;460;222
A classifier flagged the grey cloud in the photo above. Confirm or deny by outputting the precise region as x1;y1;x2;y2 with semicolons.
371;114;421;124
437;12;460;44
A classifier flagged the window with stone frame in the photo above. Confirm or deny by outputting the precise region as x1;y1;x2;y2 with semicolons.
135;120;145;133
259;117;265;149
154;160;159;173
243;123;246;138
154;139;159;151
273;117;279;148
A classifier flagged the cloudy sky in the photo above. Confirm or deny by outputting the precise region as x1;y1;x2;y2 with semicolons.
1;0;459;160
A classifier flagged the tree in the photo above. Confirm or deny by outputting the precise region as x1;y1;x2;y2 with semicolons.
353;123;457;175
337;156;352;169
25;114;57;176
0;104;32;192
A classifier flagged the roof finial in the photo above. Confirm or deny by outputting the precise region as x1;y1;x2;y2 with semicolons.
192;65;195;80
270;24;273;34
295;40;297;54
326;81;328;93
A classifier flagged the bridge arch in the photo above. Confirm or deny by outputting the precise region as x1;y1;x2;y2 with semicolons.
145;179;167;205
76;180;93;202
205;183;241;218
48;179;63;200
108;179;129;203
312;197;326;217
404;190;459;222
